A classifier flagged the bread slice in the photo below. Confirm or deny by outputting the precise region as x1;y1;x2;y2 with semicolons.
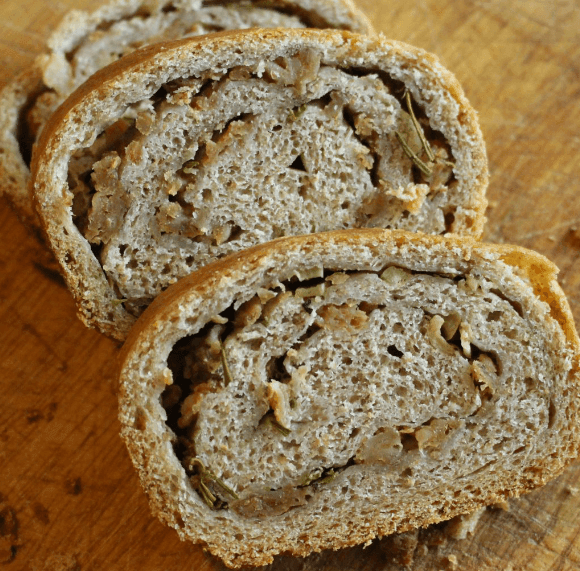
0;0;373;226
118;228;580;568
31;28;488;339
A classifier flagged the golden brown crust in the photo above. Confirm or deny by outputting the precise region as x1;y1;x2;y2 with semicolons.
0;64;45;225
118;228;580;567
121;229;577;362
498;249;579;347
32;28;489;340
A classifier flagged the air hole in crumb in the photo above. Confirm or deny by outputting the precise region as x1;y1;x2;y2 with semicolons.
524;377;535;390
387;345;404;358
487;310;502;322
289;154;307;172
444;210;455;232
90;242;103;260
134;409;147;431
490;289;524;318
161;384;182;410
133;6;152;18
486;350;503;375
493;440;505;452
220;112;251;134
395;385;408;397
266;354;288;383
342;107;357;132
548;399;557;428
227;225;243;242
400;432;419;452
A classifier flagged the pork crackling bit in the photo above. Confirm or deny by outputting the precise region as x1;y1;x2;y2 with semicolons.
118;229;580;568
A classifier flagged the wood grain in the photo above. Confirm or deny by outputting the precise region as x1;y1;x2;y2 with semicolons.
1;1;580;570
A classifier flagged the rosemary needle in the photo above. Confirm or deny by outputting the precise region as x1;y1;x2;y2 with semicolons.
199;481;217;507
404;91;435;162
288;104;307;122
263;414;291;437
300;469;322;487
317;469;337;485
395;131;433;176
191;458;239;502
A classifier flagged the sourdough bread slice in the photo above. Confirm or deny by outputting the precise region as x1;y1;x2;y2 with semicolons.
118;228;580;568
31;29;488;340
0;0;373;226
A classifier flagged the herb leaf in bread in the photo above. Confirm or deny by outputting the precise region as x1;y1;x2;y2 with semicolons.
118;229;580;568
32;29;488;339
0;0;373;226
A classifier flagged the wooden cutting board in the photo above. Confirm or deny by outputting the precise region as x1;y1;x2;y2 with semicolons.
1;1;580;569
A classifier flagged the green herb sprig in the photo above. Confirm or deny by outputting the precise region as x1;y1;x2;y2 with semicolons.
183;160;200;174
190;458;239;509
262;413;291;436
404;90;435;162
394;131;433;176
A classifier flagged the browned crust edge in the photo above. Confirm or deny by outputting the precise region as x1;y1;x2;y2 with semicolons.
31;28;489;340
0;64;45;226
120;228;578;363
117;228;580;567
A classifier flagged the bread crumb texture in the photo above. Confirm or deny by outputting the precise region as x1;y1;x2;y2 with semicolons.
26;0;372;162
0;0;372;223
118;232;579;567
33;30;487;338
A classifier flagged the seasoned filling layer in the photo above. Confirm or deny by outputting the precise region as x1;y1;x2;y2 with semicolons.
21;0;331;164
66;50;457;316
162;268;557;516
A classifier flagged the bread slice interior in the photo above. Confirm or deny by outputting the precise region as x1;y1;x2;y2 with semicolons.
32;30;488;339
118;230;579;567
